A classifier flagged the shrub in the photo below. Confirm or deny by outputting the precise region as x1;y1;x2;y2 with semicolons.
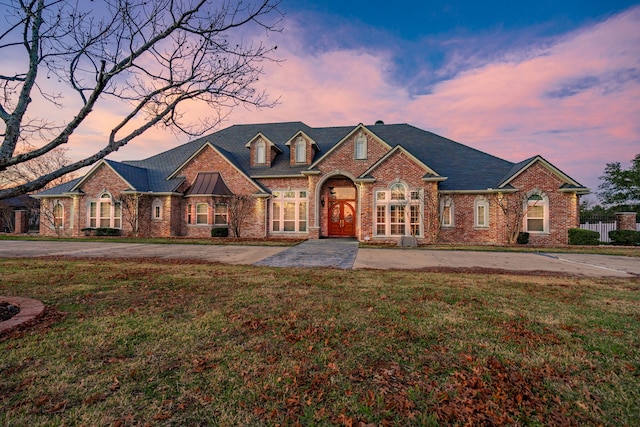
608;230;640;246
516;232;529;244
95;227;121;236
568;228;600;245
211;227;229;238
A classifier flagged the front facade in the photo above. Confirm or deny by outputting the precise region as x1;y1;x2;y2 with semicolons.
35;122;588;245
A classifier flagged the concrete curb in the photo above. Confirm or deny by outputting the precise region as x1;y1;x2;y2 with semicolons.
0;296;45;336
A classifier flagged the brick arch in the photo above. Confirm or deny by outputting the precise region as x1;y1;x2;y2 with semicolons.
315;171;359;238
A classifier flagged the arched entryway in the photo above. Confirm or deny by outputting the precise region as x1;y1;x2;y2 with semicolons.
320;175;357;238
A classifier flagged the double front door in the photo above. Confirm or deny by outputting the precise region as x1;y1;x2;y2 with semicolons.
328;201;355;237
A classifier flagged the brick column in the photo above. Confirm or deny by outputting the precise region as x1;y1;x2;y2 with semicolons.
14;210;28;234
615;212;637;231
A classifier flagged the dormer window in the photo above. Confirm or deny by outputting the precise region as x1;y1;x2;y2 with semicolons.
295;136;306;163
355;132;367;159
255;139;266;165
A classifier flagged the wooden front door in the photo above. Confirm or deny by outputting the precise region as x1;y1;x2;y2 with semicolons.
328;201;355;237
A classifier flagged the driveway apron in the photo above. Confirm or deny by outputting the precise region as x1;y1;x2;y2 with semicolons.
254;239;359;269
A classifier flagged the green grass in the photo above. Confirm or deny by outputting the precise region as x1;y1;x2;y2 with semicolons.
1;259;639;426
0;234;303;246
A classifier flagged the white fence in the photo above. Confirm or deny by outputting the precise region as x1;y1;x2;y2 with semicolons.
580;216;640;243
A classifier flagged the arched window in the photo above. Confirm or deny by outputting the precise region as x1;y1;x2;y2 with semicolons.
440;196;454;227
53;202;64;228
152;198;162;220
88;192;121;229
295;137;306;163
375;182;422;236
354;132;367;160
255;139;266;165
524;192;549;233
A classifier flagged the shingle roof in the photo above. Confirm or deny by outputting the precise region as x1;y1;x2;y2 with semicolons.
37;121;584;196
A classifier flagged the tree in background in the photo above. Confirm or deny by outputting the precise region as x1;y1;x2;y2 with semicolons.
0;0;282;199
598;153;640;211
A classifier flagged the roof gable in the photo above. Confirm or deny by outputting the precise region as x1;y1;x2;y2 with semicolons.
309;124;392;169
497;155;587;191
70;160;144;193
360;145;444;180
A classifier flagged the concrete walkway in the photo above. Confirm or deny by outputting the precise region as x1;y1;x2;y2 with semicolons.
255;239;359;269
0;239;638;278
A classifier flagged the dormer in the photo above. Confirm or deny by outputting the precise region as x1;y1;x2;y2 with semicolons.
284;131;318;166
245;133;282;167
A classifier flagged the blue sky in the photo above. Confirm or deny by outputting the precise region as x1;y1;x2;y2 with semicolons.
22;0;639;198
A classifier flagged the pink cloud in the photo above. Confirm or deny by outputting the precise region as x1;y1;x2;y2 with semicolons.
63;6;640;195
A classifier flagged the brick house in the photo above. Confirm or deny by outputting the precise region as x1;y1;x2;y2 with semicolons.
35;122;588;245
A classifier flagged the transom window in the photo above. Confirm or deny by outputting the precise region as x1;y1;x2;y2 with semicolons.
271;190;307;233
88;192;121;229
375;183;422;237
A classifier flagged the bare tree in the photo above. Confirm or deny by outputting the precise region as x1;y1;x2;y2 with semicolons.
0;0;282;199
493;191;539;244
119;194;141;237
1;146;77;190
39;198;65;237
224;194;254;238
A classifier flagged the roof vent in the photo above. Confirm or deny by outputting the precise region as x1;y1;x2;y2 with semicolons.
374;120;384;125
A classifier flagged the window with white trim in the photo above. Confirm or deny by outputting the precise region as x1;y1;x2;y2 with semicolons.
375;183;423;236
152;198;162;220
354;132;367;160
440;196;454;227
271;190;307;233
186;203;193;224
294;137;306;163
474;197;489;228
196;203;209;225
88;192;121;228
255;139;266;165
53;202;64;228
524;193;548;233
214;203;228;225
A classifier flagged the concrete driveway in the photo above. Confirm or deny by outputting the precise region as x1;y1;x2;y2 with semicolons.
0;240;638;278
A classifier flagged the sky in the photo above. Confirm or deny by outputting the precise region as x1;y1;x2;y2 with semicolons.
13;0;640;199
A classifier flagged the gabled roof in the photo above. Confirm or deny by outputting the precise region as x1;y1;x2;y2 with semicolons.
36;121;587;197
68;159;147;193
360;145;443;180
496;155;588;192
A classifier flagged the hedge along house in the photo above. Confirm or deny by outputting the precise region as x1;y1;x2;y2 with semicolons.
35;121;589;244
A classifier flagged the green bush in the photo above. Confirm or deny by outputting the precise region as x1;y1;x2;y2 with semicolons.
95;227;121;236
568;228;600;245
608;230;640;246
211;227;229;238
516;232;529;244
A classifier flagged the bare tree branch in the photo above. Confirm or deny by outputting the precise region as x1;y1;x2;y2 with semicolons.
0;0;282;199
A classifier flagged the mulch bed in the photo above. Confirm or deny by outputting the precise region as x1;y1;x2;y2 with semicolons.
0;301;20;322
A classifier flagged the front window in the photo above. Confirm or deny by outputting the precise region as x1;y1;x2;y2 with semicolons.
196;203;209;225
214;203;228;225
474;197;489;228
88;192;121;229
255;140;266;165
271;190;307;233
295;137;306;163
375;184;423;237
354;132;367;160
440;197;454;227
525;193;548;233
53;202;64;228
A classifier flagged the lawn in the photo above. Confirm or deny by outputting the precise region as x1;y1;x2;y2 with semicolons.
1;259;639;426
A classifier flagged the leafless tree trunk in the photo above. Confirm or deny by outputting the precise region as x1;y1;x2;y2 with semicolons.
0;0;282;199
224;194;254;238
39;198;65;237
120;194;141;237
493;191;537;244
